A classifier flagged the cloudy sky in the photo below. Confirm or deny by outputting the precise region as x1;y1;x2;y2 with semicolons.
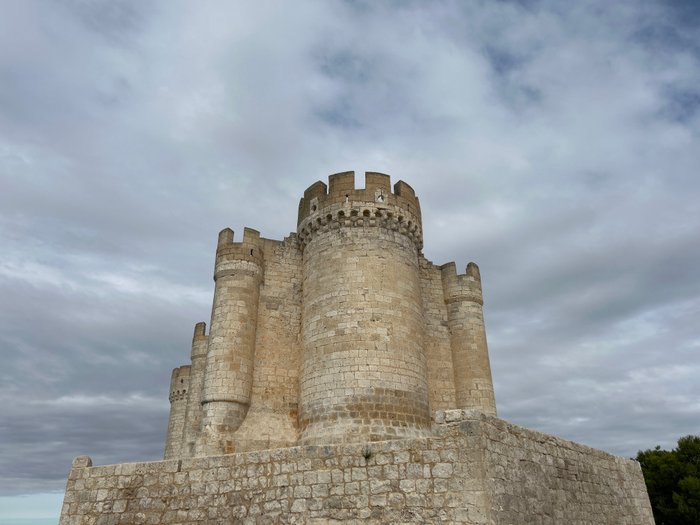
1;0;699;519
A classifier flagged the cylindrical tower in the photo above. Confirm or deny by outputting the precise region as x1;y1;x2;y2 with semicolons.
197;228;263;456
297;171;431;444
441;262;496;415
181;322;208;457
164;365;190;459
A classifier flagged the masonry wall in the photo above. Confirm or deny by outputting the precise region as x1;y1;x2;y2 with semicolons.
297;172;431;445
60;413;654;525
231;235;303;452
477;416;655;524
420;258;457;411
181;324;208;458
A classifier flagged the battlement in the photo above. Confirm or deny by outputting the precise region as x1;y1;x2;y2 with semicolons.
192;322;207;341
298;171;421;224
297;171;423;250
190;322;208;359
440;261;483;305
168;365;190;403
214;227;265;280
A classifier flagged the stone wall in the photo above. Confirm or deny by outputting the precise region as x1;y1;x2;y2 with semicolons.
60;413;654;524
419;258;456;412
231;235;303;452
473;413;655;524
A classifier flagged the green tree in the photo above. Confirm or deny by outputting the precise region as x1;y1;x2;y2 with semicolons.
637;435;700;525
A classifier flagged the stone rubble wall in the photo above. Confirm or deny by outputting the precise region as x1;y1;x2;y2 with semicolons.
476;415;655;525
60;413;654;524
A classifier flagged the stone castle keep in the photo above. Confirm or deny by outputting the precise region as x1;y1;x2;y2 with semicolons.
61;172;655;524
165;171;495;459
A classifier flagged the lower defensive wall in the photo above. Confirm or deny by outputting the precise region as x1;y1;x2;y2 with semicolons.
60;411;654;524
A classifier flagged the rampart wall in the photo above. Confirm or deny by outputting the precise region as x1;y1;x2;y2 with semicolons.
61;413;654;524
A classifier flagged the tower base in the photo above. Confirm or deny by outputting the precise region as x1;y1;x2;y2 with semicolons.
60;412;654;524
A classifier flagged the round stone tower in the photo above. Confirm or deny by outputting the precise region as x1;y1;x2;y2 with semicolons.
441;262;497;415
297;171;431;444
164;365;190;459
197;227;264;456
181;322;208;457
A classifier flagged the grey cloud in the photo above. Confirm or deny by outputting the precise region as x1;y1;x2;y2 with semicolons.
1;0;699;500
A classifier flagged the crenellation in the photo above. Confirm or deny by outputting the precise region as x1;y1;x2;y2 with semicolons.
441;261;484;306
327;170;356;196
297;171;422;243
365;171;391;196
60;170;654;523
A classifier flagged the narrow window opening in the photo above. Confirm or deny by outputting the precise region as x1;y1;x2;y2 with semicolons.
345;194;349;203
377;194;384;203
250;249;254;256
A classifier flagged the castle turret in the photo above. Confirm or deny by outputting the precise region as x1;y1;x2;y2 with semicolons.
440;262;496;415
297;171;431;444
164;365;190;459
197;228;264;455
180;322;208;457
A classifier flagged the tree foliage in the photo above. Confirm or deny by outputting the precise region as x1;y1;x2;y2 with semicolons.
636;435;700;525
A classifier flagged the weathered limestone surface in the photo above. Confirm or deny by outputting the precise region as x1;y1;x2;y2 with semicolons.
60;413;653;524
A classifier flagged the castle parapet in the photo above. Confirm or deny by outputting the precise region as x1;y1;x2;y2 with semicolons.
297;171;423;250
214;227;264;280
168;365;191;404
440;261;483;305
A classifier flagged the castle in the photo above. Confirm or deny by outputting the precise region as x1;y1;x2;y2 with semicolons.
165;171;495;459
60;172;654;524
